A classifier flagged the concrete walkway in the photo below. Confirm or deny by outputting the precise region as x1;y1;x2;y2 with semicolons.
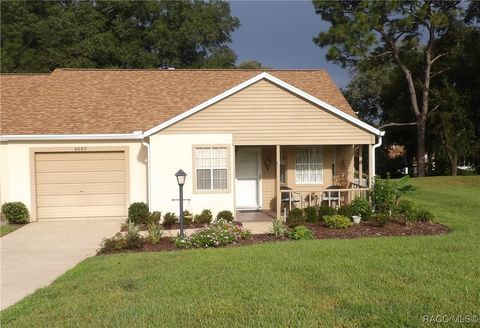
0;219;122;310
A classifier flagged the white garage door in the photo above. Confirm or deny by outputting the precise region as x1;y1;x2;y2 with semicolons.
34;151;127;220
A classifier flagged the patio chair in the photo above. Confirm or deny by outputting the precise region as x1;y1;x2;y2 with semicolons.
322;185;342;207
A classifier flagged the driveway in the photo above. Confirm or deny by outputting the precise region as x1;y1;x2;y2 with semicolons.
0;219;121;310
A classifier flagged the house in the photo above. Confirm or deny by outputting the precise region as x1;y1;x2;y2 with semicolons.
0;69;384;222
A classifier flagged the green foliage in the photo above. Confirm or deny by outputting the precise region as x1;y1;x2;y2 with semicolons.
270;219;289;237
194;209;213;225
393;176;416;203
303;206;318;223
318;205;337;220
351;197;372;219
396;199;414;214
216;210;234;222
125;221;145;249
406;208;435;223
371;214;390;227
146;211;161;225
1;202;29;224
99;233;127;253
147;223;164;245
288;226;314;240
286;208;305;228
128;202;149;225
174;219;251;248
371;177;396;214
323;215;353;229
162;212;178;228
337;204;354;218
183;210;193;225
0;0;240;72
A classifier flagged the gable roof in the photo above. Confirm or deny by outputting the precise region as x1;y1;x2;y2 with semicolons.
0;68;362;136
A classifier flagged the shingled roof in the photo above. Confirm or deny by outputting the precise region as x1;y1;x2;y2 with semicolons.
0;68;355;135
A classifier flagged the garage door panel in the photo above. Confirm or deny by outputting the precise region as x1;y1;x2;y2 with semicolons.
36;183;125;195
36;171;125;184
37;205;126;219
37;194;126;207
36;160;125;173
36;152;124;161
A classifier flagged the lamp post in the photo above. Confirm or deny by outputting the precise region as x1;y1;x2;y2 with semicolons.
175;169;187;237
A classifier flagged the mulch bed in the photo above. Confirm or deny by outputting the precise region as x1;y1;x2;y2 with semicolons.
100;220;449;255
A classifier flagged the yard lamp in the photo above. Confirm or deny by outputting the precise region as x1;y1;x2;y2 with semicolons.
175;169;187;237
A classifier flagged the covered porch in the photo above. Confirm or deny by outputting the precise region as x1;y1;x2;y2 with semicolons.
234;144;374;222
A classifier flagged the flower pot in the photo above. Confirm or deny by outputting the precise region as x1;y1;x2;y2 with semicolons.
352;215;361;224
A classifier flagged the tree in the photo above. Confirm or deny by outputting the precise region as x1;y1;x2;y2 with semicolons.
237;60;268;69
0;0;240;72
313;0;465;176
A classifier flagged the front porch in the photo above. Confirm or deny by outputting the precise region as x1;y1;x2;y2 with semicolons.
234;144;374;221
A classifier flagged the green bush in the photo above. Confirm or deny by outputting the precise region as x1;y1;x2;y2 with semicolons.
371;213;389;227
406;208;435;223
1;202;29;224
371;177;396;214
323;215;352;229
146;211;161;225
128;202;149;224
183;210;193;225
174;219;251;248
270;218;289;237
286;208;305;227
163;212;178;227
288;226;314;240
216;210;234;222
351;197;372;219
396;199;414;213
303;206;318;223
337;204;354;218
318;205;336;220
125;221;145;249
147;223;164;245
99;233;127;253
194;209;213;224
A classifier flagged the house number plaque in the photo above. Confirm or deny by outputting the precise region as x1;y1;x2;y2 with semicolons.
74;146;87;152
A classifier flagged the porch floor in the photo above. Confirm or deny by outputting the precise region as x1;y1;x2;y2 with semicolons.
235;209;276;222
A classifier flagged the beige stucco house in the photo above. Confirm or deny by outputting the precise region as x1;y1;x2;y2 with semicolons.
0;69;384;222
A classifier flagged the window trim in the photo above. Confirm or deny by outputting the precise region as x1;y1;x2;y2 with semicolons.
295;146;324;185
192;144;231;194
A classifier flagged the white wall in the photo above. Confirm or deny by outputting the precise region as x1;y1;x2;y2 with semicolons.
0;140;147;221
149;133;234;217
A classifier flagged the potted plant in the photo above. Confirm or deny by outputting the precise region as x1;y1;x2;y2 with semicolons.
351;197;372;224
352;215;361;224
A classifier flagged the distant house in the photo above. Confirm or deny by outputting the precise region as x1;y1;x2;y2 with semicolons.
0;69;384;222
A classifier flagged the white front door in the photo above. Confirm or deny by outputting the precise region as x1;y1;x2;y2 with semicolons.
235;147;261;209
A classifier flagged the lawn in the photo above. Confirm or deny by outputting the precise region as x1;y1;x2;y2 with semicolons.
0;223;23;237
1;177;479;327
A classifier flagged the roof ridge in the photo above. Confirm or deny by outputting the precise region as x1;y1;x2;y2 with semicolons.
0;73;50;76
52;68;327;73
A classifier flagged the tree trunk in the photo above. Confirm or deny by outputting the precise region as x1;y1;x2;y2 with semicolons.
451;152;458;176
416;117;427;177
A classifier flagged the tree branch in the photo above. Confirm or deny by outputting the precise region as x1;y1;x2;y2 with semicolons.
379;122;417;129
430;68;451;79
431;51;449;64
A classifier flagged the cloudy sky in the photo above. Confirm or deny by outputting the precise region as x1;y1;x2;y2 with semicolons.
229;1;350;88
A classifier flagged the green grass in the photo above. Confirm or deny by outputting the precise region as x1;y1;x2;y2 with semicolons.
0;223;23;237
2;177;480;327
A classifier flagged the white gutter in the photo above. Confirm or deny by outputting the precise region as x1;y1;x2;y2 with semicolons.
371;131;386;178
141;138;152;208
0;132;144;141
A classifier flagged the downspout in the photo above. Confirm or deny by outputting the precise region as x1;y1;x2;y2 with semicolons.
141;138;152;208
371;131;385;179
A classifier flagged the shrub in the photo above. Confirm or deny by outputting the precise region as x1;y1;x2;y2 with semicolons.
125;221;145;249
288;226;314;240
100;233;127;253
286;208;305;227
406;208;435;223
337;204;354;218
270;218;289;237
175;219;251;248
147;223;164;244
146;211;161;225
183;210;193;225
163;212;178;227
396;199;414;214
194;209;213;224
371;213;389;227
303;206;318;223
1;202;29;224
323;215;352;229
216;210;234;222
351;197;372;219
318;205;336;220
371;177;396;214
128;202;149;224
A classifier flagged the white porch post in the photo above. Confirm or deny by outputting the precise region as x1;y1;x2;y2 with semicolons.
276;145;281;219
358;145;363;186
368;144;374;187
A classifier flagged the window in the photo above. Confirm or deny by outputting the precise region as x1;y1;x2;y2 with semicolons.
194;146;228;191
295;146;323;184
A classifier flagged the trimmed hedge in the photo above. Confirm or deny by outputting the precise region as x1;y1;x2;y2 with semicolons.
128;202;149;224
1;202;30;224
